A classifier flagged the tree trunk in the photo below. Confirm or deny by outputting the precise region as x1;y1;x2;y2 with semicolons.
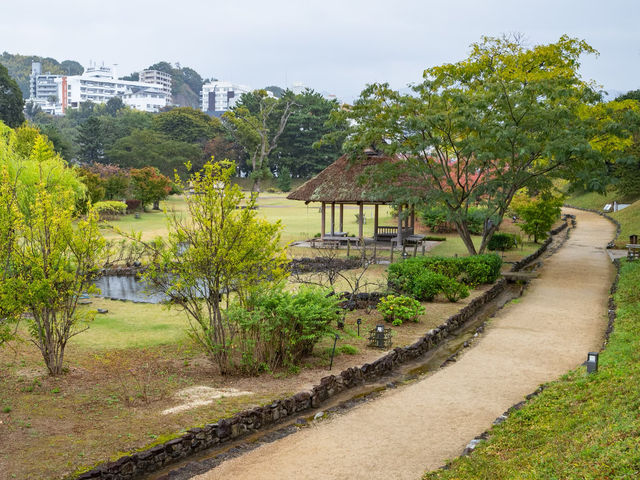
455;221;478;255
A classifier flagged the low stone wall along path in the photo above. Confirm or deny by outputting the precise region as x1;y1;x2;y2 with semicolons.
194;209;615;480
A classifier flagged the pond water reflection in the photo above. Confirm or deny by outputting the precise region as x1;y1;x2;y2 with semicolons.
92;275;166;303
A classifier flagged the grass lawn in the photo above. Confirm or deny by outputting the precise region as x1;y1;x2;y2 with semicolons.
0;283;490;480
423;263;640;479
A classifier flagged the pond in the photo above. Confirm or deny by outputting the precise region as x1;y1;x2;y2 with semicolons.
92;275;166;303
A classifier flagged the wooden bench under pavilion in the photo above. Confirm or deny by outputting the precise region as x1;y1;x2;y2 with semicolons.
287;152;417;245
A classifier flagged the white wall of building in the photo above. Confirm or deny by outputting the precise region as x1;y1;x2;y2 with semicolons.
201;81;252;115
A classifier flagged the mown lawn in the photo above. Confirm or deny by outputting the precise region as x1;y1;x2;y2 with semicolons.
423;259;640;480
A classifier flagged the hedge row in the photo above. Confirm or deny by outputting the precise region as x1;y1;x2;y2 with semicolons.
388;255;502;302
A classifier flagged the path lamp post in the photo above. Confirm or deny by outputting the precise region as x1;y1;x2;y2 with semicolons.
329;334;340;371
356;318;362;337
586;352;599;373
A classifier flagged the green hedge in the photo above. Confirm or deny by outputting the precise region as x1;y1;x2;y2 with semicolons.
487;232;519;251
388;254;501;302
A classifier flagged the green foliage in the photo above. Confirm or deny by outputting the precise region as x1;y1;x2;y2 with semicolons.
487;232;519;251
227;284;339;373
93;200;127;217
512;191;564;243
388;254;501;300
152;107;221;145
338;344;359;355
0;52;82;97
0;63;25;128
276;166;292;192
440;277;470;302
129;167;171;210
77;117;105;163
138;160;289;374
340;35;632;255
0;123;106;373
419;205;499;235
223;90;296;191
107;128;201;177
377;294;425;325
272;89;348;179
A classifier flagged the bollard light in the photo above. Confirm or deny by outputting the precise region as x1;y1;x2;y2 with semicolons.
356;318;362;337
586;352;599;373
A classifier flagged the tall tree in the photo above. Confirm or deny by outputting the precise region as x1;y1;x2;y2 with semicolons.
107;128;201;176
343;35;632;254
77;116;105;163
129;166;171;210
132;160;288;374
152;106;221;144
223;90;296;191
273;89;347;178
0;63;25;128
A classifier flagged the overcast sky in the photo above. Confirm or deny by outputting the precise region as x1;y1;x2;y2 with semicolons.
2;0;639;101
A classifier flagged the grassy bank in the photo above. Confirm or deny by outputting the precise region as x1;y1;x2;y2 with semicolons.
423;259;640;480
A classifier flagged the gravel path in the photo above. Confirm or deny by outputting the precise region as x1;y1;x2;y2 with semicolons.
194;209;614;480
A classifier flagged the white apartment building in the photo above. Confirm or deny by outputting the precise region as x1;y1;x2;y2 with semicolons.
201;80;252;115
139;69;172;99
28;63;172;114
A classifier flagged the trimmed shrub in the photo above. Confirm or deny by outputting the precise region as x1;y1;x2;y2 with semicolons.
440;277;470;302
411;270;448;301
487;232;519;251
377;294;425;326
92;200;127;219
125;199;142;212
388;254;502;298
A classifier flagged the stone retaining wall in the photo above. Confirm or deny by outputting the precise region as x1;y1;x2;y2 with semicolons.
74;220;569;480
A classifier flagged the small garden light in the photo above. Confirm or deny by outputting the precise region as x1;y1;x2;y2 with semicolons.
376;324;385;348
356;318;362;336
586;352;599;373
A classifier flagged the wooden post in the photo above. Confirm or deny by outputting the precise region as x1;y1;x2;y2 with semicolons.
374;204;379;241
331;202;335;236
347;239;350;257
339;204;344;233
358;202;364;241
321;202;326;239
410;207;415;233
390;240;395;263
396;204;403;245
413;243;418;257
422;243;426;256
373;241;377;262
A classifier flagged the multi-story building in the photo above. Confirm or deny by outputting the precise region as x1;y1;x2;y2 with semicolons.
201;80;252;116
27;62;172;114
139;69;172;100
28;62;65;115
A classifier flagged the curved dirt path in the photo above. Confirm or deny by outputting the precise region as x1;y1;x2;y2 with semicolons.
195;209;614;480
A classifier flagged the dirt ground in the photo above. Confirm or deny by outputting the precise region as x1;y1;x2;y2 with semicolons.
194;208;615;480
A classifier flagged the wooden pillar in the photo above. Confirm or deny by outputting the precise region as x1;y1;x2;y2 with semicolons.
410;206;415;233
358;202;364;241
374;204;379;241
339;204;344;233
330;202;335;235
396;204;403;245
321;202;326;239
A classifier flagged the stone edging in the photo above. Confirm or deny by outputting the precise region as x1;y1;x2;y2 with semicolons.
73;220;570;480
455;209;621;463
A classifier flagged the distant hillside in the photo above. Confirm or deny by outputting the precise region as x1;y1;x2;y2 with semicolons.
0;52;83;99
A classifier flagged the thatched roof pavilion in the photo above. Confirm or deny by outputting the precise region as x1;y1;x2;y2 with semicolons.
287;152;416;244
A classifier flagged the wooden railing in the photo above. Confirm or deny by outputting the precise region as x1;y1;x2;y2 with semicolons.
375;226;414;239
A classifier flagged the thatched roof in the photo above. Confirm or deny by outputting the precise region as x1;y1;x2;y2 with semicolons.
287;153;399;203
